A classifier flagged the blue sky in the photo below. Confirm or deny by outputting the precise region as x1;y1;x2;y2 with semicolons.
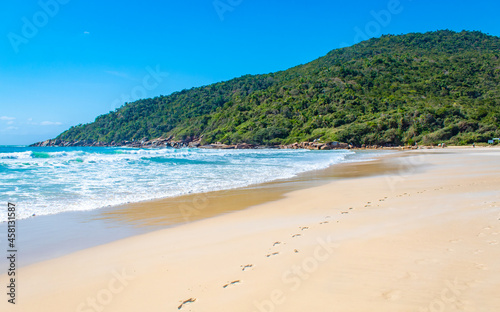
1;0;499;145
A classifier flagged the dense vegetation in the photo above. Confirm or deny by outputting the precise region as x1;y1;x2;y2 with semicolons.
57;30;500;146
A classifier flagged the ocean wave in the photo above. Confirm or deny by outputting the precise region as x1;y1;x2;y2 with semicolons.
0;147;369;222
0;151;33;159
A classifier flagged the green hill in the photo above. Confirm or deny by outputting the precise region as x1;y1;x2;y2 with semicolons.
55;30;500;146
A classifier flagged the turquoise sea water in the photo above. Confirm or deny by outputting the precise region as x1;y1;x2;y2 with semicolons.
0;146;373;222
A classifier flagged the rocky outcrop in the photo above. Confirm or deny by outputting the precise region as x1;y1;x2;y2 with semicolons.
280;141;350;150
31;137;356;150
199;142;257;149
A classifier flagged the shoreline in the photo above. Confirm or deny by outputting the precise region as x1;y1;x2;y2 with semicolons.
2;148;499;311
0;150;395;268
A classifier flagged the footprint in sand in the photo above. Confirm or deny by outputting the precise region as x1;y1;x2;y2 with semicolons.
488;240;498;245
341;211;349;214
294;249;299;253
178;298;196;310
223;280;241;288
474;263;488;271
273;241;281;246
241;264;253;271
319;221;329;225
292;234;302;238
397;271;418;281
266;252;279;257
300;226;309;231
381;290;402;301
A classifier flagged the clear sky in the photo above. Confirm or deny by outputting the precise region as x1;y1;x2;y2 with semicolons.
1;0;499;145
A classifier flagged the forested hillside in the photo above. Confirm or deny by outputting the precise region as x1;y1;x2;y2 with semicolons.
55;30;500;146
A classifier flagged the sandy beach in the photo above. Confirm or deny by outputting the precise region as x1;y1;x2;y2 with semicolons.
2;148;499;312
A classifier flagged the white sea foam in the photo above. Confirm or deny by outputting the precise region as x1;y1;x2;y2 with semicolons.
0;151;33;159
0;147;381;221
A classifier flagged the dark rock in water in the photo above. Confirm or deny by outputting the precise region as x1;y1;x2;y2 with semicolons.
30;136;357;150
279;141;350;150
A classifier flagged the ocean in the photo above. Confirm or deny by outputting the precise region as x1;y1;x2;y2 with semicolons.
0;146;375;222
